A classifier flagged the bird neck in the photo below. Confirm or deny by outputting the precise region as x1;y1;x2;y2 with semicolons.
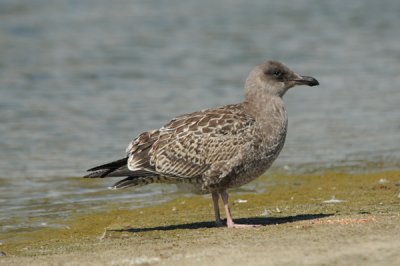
244;91;285;118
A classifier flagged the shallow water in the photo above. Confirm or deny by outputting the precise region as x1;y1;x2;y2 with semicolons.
1;0;399;233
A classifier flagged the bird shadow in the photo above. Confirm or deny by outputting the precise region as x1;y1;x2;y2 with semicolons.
110;213;333;233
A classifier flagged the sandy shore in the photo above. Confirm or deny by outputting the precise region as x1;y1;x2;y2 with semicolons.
1;170;399;265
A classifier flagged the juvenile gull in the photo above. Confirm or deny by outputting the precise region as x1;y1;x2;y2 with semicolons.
85;60;319;228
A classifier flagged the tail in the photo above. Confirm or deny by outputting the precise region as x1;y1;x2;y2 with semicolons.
84;157;129;178
84;157;161;189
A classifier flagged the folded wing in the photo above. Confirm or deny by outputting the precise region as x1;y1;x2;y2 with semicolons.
126;104;256;182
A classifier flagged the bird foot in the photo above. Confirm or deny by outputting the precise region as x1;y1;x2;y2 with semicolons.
227;223;262;229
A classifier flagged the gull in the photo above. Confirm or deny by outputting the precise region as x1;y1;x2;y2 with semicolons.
85;60;319;228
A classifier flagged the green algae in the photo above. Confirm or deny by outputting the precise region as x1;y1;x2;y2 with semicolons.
1;169;399;257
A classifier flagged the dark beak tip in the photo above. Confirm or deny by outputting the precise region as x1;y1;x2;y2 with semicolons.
300;76;319;87
309;78;319;87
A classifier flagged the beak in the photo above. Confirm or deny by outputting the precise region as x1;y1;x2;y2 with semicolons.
292;75;319;87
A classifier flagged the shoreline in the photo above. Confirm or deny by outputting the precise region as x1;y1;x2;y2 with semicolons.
1;169;399;265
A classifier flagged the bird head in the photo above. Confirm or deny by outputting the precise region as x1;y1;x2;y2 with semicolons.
245;60;319;98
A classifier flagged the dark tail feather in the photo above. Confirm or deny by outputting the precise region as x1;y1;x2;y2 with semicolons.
85;157;128;178
110;175;159;189
85;157;161;188
87;157;128;172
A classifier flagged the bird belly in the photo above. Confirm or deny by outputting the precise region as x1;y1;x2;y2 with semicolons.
223;127;287;190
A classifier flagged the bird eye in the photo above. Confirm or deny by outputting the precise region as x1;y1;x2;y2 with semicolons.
273;70;282;78
263;67;285;80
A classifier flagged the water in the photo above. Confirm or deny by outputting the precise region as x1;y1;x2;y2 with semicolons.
1;0;399;234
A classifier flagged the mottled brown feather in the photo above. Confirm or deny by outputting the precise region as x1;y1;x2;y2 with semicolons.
126;104;256;185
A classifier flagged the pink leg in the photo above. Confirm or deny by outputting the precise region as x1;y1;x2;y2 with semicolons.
220;191;261;228
212;192;222;226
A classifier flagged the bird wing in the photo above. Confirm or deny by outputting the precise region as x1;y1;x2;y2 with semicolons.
126;104;256;180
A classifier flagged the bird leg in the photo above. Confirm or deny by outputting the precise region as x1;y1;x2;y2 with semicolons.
212;192;222;226
220;191;261;228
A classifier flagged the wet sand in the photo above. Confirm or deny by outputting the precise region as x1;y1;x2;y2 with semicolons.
1;170;399;265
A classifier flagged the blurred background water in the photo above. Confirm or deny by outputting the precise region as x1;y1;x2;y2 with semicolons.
0;0;399;234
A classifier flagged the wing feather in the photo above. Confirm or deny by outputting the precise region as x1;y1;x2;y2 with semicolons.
126;104;255;180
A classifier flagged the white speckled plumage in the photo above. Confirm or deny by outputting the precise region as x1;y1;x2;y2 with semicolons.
85;60;319;228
